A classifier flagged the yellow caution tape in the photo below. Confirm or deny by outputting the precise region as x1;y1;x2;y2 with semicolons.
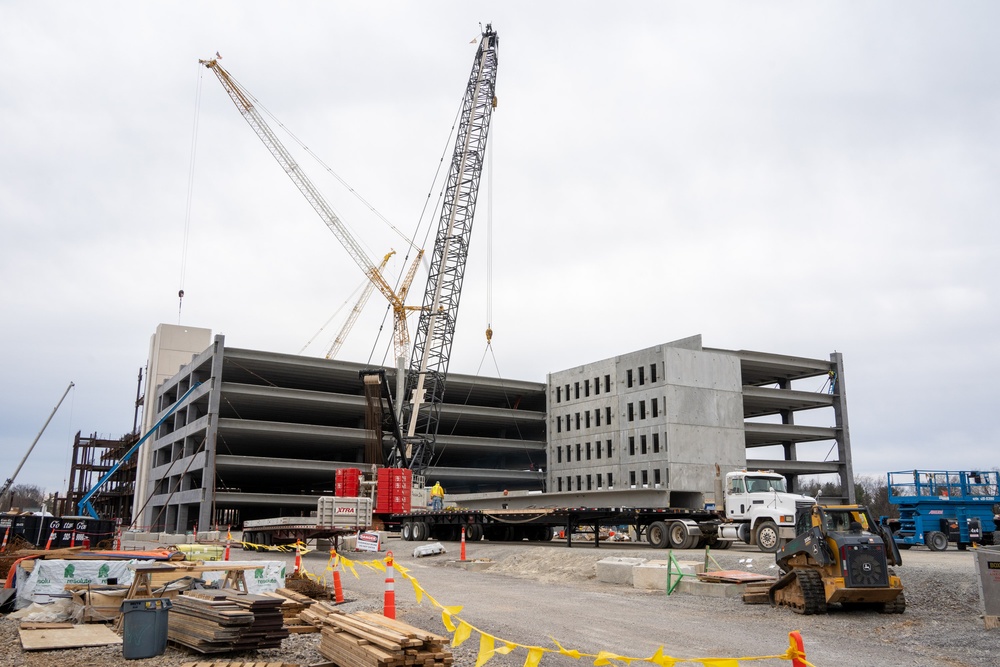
327;552;815;667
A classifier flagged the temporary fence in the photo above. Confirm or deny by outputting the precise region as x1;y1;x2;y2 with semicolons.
327;551;814;667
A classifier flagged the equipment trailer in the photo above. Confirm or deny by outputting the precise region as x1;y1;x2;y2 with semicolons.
390;469;816;552
393;506;726;548
241;497;372;550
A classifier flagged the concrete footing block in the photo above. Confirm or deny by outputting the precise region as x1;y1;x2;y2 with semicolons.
597;557;648;585
632;560;705;590
674;579;747;598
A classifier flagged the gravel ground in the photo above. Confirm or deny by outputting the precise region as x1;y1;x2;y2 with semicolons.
1;539;998;666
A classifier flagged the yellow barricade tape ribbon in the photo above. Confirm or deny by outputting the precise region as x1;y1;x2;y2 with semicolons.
325;552;812;667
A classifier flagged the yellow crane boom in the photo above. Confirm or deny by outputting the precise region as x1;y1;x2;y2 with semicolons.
200;58;422;359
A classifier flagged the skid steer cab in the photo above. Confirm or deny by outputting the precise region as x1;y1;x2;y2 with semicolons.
769;504;905;615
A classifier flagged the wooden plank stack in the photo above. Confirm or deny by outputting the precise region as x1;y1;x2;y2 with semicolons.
178;662;300;667
263;588;318;633
299;599;342;628
319;610;453;667
168;590;289;653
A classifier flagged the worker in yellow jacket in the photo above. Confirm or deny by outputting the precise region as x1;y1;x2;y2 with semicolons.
430;481;445;511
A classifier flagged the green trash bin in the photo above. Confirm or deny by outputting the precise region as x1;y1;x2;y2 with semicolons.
119;597;172;659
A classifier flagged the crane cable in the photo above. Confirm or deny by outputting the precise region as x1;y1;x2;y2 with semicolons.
178;65;204;322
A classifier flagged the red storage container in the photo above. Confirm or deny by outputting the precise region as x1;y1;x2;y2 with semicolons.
336;468;362;497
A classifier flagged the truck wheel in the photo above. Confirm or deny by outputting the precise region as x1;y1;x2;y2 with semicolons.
647;521;669;549
927;531;948;551
401;522;413;541
466;524;483;541
413;521;428;541
754;520;780;553
710;538;731;550
667;522;695;549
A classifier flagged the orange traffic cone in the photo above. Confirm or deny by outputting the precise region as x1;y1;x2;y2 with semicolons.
383;551;396;619
45;527;56;550
294;543;303;575
1;525;10;552
460;526;467;561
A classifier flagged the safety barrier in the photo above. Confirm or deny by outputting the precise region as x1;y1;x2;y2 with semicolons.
329;552;814;667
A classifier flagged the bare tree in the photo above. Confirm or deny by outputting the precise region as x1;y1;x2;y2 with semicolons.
3;484;45;512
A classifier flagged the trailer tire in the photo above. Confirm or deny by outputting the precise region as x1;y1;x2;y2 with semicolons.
647;521;670;549
466;524;483;541
401;522;414;541
668;522;696;549
413;521;428;541
754;520;781;553
927;531;948;551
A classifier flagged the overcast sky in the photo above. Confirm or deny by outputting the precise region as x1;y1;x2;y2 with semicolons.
2;2;997;499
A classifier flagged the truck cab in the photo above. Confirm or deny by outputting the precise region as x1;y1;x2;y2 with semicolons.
723;470;816;553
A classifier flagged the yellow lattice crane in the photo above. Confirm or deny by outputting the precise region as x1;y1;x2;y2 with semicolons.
200;58;422;360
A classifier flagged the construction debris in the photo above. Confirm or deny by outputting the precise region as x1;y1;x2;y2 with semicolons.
318;610;453;667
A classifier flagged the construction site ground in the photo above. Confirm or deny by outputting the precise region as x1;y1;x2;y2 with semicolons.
1;539;996;666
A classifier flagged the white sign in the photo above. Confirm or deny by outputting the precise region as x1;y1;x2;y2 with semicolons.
356;531;382;552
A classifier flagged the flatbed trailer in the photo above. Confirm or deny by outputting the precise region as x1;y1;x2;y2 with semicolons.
241;496;373;550
391;506;730;549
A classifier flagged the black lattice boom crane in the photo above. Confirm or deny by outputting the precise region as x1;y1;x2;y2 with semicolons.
399;24;499;474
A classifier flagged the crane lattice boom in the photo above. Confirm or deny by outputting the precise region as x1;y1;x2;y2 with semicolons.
400;25;499;472
200;58;419;359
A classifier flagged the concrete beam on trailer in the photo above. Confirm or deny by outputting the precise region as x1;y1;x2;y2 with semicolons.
427;466;545;484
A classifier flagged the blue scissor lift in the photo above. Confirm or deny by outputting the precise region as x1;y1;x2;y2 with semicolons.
883;470;999;551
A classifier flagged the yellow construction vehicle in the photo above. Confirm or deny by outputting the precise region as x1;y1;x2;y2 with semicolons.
769;503;905;614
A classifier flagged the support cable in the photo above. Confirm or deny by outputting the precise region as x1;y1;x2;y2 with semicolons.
178;65;204;323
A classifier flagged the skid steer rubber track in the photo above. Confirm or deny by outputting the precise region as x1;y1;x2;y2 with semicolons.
769;568;827;615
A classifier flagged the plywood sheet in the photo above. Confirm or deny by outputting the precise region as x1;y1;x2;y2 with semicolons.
19;624;123;651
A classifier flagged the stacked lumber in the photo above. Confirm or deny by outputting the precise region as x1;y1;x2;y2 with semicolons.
299;599;341;628
169;590;289;653
178;663;300;667
263;588;318;633
319;610;453;667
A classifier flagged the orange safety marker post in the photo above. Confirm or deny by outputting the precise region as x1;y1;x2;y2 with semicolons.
460;526;467;561
788;631;806;667
0;525;10;552
224;525;232;561
44;527;56;551
331;551;345;603
114;527;123;551
383;551;396;619
293;542;303;575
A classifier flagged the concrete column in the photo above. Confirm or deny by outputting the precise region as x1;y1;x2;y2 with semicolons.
830;352;856;503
